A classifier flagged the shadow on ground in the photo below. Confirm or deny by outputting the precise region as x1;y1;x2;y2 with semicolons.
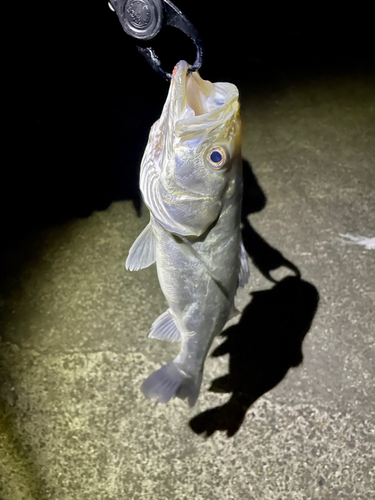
189;160;320;437
189;276;319;437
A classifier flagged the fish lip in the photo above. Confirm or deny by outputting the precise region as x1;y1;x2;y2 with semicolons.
170;60;190;116
171;60;190;79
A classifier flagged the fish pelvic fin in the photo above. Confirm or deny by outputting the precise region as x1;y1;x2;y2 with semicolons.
125;222;156;271
141;362;202;407
149;309;181;342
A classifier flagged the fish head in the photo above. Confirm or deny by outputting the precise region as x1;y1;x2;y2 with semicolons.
141;60;242;236
168;61;241;195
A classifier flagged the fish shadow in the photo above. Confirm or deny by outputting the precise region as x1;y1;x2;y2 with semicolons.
241;159;300;282
189;160;319;437
189;276;319;437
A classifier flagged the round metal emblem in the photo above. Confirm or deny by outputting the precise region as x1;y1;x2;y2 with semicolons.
122;0;163;40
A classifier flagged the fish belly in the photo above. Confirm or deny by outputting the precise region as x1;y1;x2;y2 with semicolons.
153;209;241;378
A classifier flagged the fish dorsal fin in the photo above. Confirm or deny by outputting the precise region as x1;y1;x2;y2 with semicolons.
238;241;250;287
149;309;181;343
125;223;156;271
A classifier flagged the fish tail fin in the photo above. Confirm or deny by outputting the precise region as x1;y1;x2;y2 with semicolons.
176;370;203;408
141;362;202;407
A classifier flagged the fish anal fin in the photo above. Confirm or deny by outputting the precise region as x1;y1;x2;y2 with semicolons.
238;240;250;287
149;309;181;343
125;223;155;271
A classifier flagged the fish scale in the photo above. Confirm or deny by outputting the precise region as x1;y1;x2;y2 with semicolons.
126;60;249;406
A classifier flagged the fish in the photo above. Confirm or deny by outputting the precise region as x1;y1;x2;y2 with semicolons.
126;60;249;406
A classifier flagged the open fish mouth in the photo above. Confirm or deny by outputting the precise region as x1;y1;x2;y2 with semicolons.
169;61;240;138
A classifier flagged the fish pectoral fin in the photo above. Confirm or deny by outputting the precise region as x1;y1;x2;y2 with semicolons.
148;309;181;343
125;223;156;271
238;240;250;287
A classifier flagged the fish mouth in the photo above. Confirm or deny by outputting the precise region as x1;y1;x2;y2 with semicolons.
171;61;239;137
173;60;215;117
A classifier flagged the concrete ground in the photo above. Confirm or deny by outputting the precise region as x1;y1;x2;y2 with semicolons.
1;70;374;499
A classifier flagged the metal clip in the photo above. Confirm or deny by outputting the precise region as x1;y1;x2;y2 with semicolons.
108;0;203;80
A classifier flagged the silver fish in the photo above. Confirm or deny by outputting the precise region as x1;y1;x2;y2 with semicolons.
126;60;249;406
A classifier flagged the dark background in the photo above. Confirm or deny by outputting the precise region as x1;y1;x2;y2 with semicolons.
4;1;373;235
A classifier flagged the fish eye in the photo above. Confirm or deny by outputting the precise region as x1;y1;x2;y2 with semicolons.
206;146;228;169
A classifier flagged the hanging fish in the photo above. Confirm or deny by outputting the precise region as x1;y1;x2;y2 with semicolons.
126;60;249;406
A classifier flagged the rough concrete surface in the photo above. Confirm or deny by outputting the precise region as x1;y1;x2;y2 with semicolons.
1;72;374;499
